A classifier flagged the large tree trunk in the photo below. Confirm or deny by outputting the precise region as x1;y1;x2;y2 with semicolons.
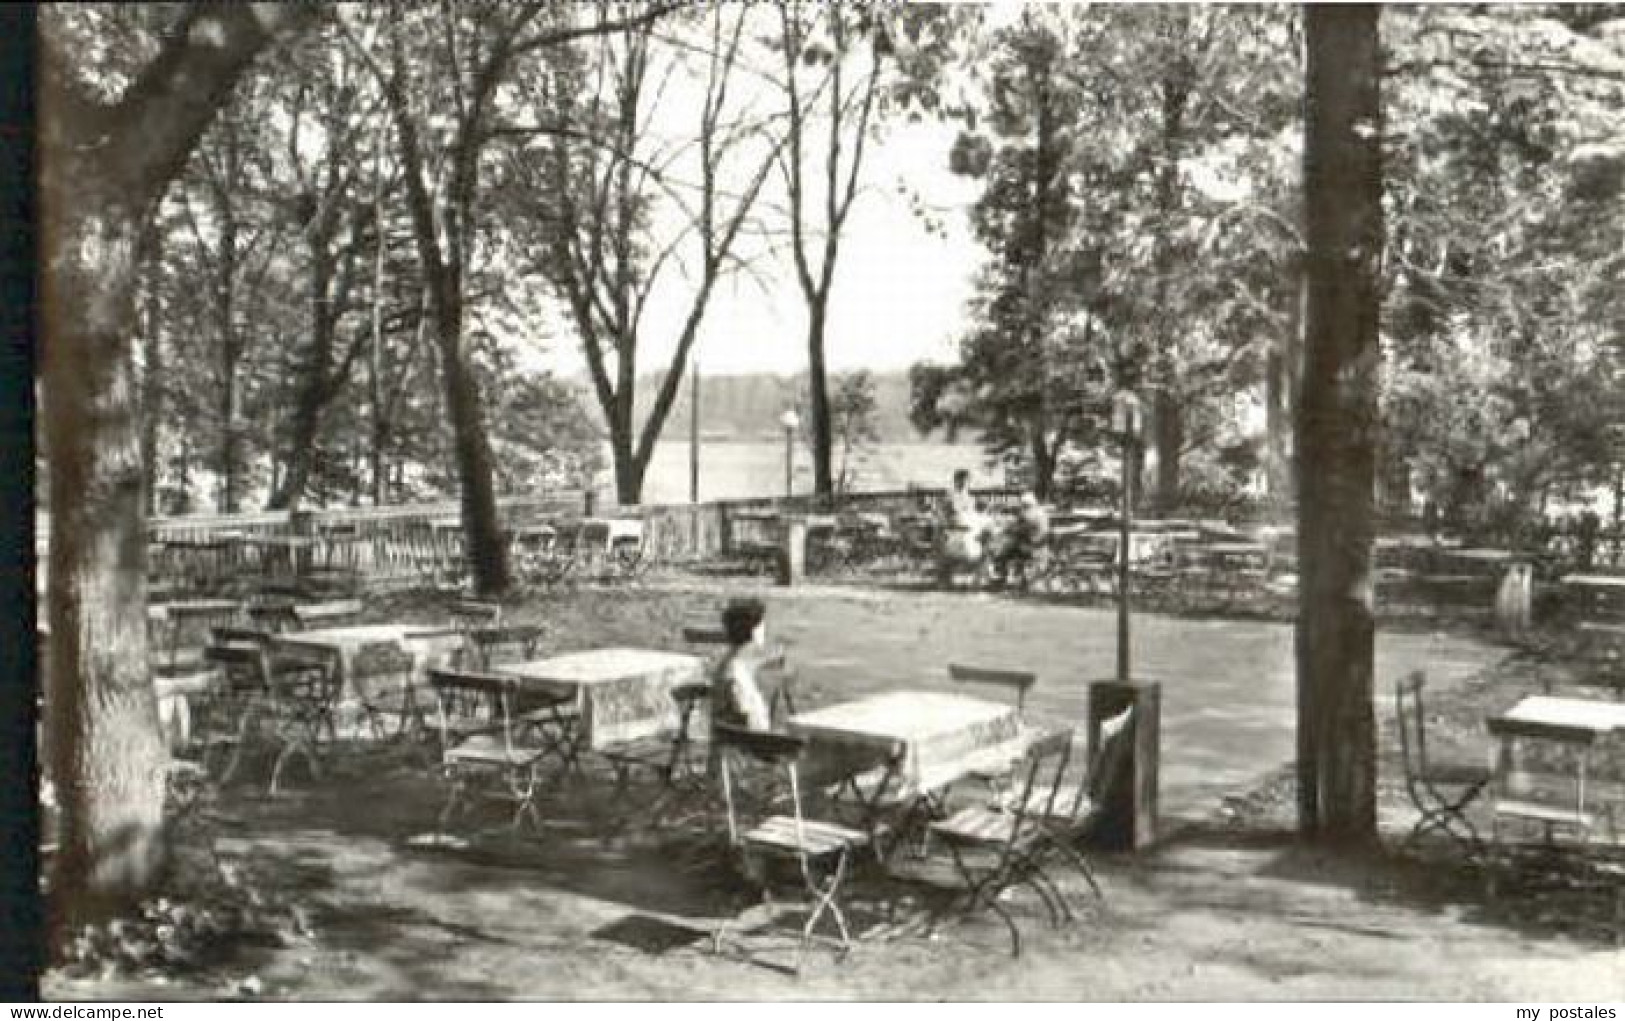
1295;2;1383;843
1028;428;1054;503
1265;266;1303;516
609;383;644;504
214;203;241;513
39;1;316;930
806;300;834;500
431;307;510;595
1153;392;1184;513
41;201;166;930
269;237;336;511
1150;15;1193;512
384;24;511;595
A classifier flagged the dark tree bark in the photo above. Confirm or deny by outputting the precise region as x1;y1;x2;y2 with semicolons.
1295;2;1383;843
374;4;515;594
212;174;241;512
39;2;317;928
268;208;367;511
1151;16;1195;512
137;233;164;517
1265;263;1305;515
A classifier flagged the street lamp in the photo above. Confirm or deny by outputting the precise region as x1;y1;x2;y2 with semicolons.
779;408;800;499
1111;389;1143;682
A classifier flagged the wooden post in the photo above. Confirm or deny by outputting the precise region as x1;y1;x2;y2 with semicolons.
1087;679;1161;850
778;516;807;587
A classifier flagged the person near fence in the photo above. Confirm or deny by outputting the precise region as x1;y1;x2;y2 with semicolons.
939;469;992;579
992;492;1050;587
1578;510;1600;571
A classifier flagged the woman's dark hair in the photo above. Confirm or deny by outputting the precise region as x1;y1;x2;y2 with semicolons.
720;597;767;646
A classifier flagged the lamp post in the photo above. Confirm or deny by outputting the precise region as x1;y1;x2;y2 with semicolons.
1112;389;1142;682
779;408;800;500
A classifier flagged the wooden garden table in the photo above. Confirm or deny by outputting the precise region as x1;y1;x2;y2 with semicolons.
272;623;465;704
147;598;241;665
787;690;1028;810
1564;573;1625;620
499;648;706;751
1485;695;1625;847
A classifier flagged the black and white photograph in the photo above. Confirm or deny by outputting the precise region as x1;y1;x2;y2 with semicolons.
20;0;1625;1002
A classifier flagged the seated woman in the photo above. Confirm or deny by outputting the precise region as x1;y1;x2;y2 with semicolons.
991;492;1050;586
938;469;991;585
711;596;774;732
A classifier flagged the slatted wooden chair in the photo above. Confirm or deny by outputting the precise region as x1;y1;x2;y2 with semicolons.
598;680;714;826
997;706;1136;905
351;640;422;741
921;727;1080;957
451;600;503;631
244;600;300;633
291;598;365;630
947;663;1037;712
201;638;338;794
681;622;729;648
426;666;547;834
464;623;546;670
712;723;872;974
1395;672;1492;853
944;662;1041;805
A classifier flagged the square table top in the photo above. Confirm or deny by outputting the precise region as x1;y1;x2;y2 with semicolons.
148;598;240;619
788;690;1014;747
1563;573;1625;589
276;623;455;650
160;534;238;549
1491;695;1625;739
790;691;1026;799
502;647;704;688
233;534;315;548
1440;547;1518;562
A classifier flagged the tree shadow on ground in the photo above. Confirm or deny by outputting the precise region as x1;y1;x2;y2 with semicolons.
1130;822;1623;951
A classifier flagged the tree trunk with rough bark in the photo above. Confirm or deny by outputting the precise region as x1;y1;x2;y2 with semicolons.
1296;2;1383;844
433;306;509;593
1150;17;1193;512
138;235;164;517
39;2;317;929
1153;392;1184;513
806;300;834;500
214;198;240;513
382;13;510;594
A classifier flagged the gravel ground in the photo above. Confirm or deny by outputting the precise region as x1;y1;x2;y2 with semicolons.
43;578;1625;1001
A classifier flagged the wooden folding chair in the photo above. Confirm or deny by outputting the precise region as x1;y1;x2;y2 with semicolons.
1395;671;1492;854
944;662;1040;803
244;600;300;634
291;599;365;630
426;667;547;833
681;622;729;648
947;663;1036;712
201;635;333;792
1001;707;1136;905
598;680;714;826
923;728;1079;957
464;623;545;670
712;723;872;974
451;600;503;632
352;641;422;742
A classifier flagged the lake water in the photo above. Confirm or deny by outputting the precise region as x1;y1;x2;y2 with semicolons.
624;439;1001;505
